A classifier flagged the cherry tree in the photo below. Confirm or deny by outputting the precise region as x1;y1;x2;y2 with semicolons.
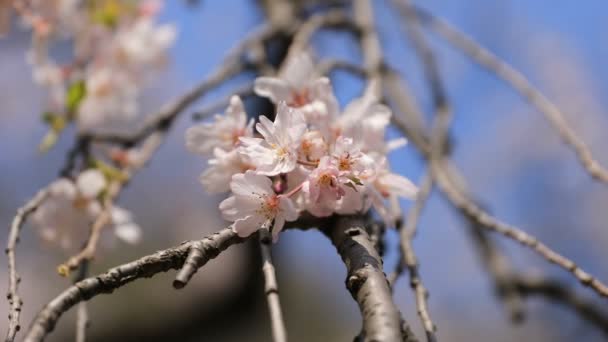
3;1;608;341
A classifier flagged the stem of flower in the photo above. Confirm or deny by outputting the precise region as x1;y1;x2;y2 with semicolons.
284;182;304;198
297;159;319;167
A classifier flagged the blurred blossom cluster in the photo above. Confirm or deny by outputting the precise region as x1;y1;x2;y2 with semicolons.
186;54;418;241
1;0;176;149
0;0;176;251
32;169;141;250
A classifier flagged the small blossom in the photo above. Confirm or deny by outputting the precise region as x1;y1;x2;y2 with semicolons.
299;130;327;163
115;18;177;66
78;67;138;134
331;136;374;178
240;102;306;176
254;53;339;124
302;157;345;217
200;148;252;193
219;171;298;241
335;80;395;154
31;169;143;249
367;158;418;225
111;207;142;244
186;96;253;156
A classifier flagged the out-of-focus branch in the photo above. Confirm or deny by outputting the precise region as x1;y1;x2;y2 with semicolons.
58;196;114;275
388;0;527;324
5;188;49;342
390;173;437;342
413;5;608;184
415;32;608;299
287;8;355;57
317;59;367;78
433;161;608;298
192;83;255;121
324;216;418;342
73;260;90;342
259;228;287;342
23;228;245;342
513;275;608;336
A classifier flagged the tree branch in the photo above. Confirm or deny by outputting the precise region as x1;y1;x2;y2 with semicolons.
413;5;608;184
513;275;608;336
73;260;90;342
391;173;437;342
23;227;245;342
259;228;287;342
5;187;49;342
324;216;418;342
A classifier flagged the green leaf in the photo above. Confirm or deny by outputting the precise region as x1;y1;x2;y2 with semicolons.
347;175;363;186
344;181;359;192
66;80;86;115
90;159;128;183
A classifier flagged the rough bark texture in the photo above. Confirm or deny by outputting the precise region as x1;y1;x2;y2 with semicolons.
23;228;244;342
325;216;418;342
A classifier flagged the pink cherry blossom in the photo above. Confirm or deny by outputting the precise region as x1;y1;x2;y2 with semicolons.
239;102;306;176
219;171;298;241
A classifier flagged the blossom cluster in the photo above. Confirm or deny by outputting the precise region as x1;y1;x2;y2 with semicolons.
32;169;141;250
3;0;176;148
186;54;418;241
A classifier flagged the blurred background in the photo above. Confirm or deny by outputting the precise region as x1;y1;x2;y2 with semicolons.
2;0;608;341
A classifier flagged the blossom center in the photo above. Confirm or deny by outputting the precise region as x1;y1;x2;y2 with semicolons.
288;89;311;108
256;194;280;220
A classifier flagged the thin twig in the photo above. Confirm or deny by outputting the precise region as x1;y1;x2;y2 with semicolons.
433;161;608;298
317;59;367;78
513;275;608;336
414;5;608;184
392;173;437;342
191;83;255;121
5;188;49;342
421;57;608;299
23;228;245;342
73;260;90;342
58;182;117;276
384;1;527;320
287;8;355;58
259;227;287;342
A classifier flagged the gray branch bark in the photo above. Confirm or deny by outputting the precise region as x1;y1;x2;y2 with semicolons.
23;228;244;342
324;216;418;342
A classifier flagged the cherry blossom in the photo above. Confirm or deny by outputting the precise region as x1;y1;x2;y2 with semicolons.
188;53;418;239
186;96;253;156
31;169;142;249
219;171;298;241
239;102;306;176
254;53;339;124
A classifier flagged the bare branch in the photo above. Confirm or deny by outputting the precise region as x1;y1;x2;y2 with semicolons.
392;173;437;342
191;83;255;121
324;216;418;342
23;228;245;342
172;228;241;289
513;275;608;336
433;158;608;298
413;5;608;184
259;228;287;342
418;46;608;299
317;59;368;78
5;187;49;342
73;260;90;342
